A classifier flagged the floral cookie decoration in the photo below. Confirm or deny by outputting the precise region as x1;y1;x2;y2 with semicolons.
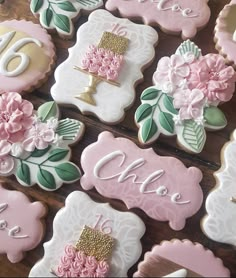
105;0;211;39
201;130;236;247
30;0;104;39
0;20;55;94
0;92;84;191
29;191;145;277
0;184;47;263
80;131;203;231
133;239;230;277
214;0;236;68
135;40;236;154
51;9;158;124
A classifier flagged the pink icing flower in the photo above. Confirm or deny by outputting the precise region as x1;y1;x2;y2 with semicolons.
102;57;112;67
0;155;14;175
96;48;106;57
107;69;118;81
74;250;86;266
85;255;98;272
98;66;109;78
55;265;73;277
96;260;109;277
110;60;121;70
113;54;123;63
153;54;190;89
173;88;205;120
104;50;114;59
22;122;55;152
0;92;34;143
65;245;77;260
81;58;91;70
70;260;83;276
89;62;100;74
80;268;95;277
188;54;236;103
60;254;73;270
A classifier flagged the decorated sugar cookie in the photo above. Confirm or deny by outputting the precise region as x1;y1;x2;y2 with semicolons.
29;191;145;277
80;131;203;231
0;184;47;263
214;0;236;67
0;20;55;94
51;9;158;124
0;92;84;191
202;130;236;247
133;239;230;277
30;0;104;39
105;0;211;39
135;40;236;154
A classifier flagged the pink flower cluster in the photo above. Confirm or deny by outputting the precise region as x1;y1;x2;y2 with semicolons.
81;45;123;81
0;92;56;175
153;53;236;121
55;245;110;278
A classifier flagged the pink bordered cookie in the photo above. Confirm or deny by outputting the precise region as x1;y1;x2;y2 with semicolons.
0;20;55;94
133;239;230;277
29;191;145;277
0;184;47;263
30;0;104;39
51;9;158;124
201;130;236;247
80;131;203;231
135;40;236;153
105;0;211;39
0;92;84;191
214;0;236;67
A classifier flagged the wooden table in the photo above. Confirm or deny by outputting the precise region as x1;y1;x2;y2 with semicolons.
1;0;236;277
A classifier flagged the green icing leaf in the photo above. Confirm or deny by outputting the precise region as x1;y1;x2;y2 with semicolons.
41;7;53;27
204;106;227;128
53;13;70;33
55;162;81;181
141;118;158;143
37;168;56;190
76;0;101;7
163;94;178;115
16;163;30;185
182;120;206;153
176;39;201;59
135;103;153;123
31;146;51;157
56;119;81;141
37;101;58;122
47;149;69;162
30;0;43;13
141;87;160;101
159;112;174;134
57;1;77;12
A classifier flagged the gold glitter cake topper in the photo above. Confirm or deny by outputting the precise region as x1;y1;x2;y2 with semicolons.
76;225;114;261
74;31;129;106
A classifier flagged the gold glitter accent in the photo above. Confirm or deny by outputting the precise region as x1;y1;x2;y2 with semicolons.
75;226;114;261
98;32;129;55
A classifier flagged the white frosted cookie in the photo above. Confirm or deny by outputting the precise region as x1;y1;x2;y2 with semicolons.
30;0;104;39
202;130;236;246
51;9;158;124
29;191;145;277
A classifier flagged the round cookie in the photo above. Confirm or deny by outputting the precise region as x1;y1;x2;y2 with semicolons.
202;130;236;246
105;0;211;39
133;239;230;277
0;20;55;94
0;184;47;263
135;40;236;153
29;191;145;277
214;0;236;68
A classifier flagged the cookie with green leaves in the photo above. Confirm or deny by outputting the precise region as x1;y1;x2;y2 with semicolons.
135;40;236;154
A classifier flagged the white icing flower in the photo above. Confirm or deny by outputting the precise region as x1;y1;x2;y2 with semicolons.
47;118;58;130
11;142;24;157
173;114;183;126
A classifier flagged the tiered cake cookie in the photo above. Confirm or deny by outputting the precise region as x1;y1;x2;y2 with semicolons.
80;131;203;231
30;0;104;39
51;9;158;124
133;239;230;277
0;184;47;263
0;92;84;191
0;20;55;94
29;191;145;277
214;0;236;67
135;40;236;153
202;130;236;246
105;0;211;39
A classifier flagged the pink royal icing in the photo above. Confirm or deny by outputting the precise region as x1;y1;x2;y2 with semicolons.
0;185;46;263
105;0;211;39
80;131;203;231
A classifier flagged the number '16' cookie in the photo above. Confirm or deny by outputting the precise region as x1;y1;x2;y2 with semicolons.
80;131;203;231
51;9;158;124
